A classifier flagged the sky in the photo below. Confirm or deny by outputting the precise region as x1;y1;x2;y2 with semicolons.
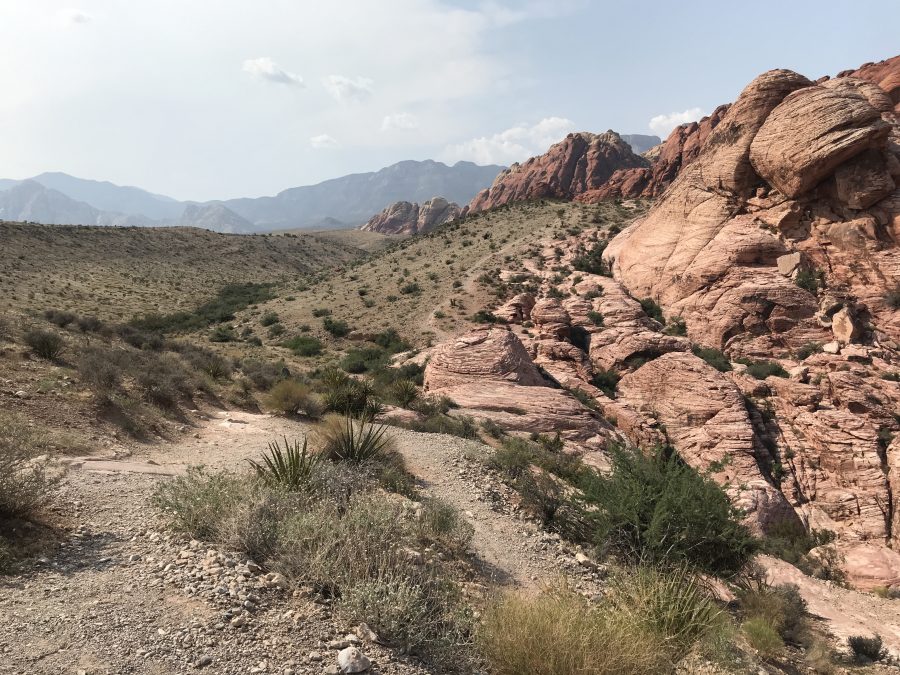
0;0;897;201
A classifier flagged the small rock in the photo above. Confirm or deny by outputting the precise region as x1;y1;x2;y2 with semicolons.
822;341;841;354
308;651;323;662
195;654;213;668
337;646;371;673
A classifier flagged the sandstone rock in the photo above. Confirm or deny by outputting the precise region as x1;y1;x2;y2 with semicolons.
360;196;460;235
832;148;896;209
617;352;794;531
822;340;840;354
832;306;861;344
776;252;803;276
750;85;890;198
424;328;546;391
468;131;648;212
836;542;900;591
842;55;900;113
494;293;535;324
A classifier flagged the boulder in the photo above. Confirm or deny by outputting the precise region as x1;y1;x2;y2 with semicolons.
361;197;460;235
749;85;890;198
832;149;896;209
831;306;861;344
337;647;371;673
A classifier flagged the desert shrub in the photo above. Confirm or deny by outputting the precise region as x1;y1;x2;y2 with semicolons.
77;345;122;401
318;370;376;416
373;328;410;353
743;617;783;657
571;240;609;276
24;329;64;360
471;310;498;324
886;286;900;310
390;380;419;408
265;379;322;418
581;445;756;576
0;316;11;341
591;368;620;398
587;310;604;327
132;283;273;333
311;307;331;317
795;342;822;360
209;325;236;342
341;347;388;374
75;315;104;333
318;415;394;463
177;344;231;379
692;346;732;372
134;353;196;408
407;413;477;439
639;297;664;323
795;268;824;295
259;311;279;327
0;413;60;519
43;309;77;327
736;358;788;380
323;317;350;337
240;358;285;390
399;282;421;295
284;335;323;357
154;466;251;539
761;516;835;567
480;418;506;439
248;436;321;490
738;579;807;645
847;634;886;661
480;570;718;675
663;316;687;336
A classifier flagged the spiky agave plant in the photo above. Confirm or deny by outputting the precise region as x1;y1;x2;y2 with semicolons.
321;414;394;463
248;435;321;490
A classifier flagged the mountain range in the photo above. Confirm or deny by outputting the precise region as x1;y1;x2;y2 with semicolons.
0;160;504;233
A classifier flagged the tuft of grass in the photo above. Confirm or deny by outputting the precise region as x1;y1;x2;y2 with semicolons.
265;379;322;418
743;617;783;657
248;436;321;490
691;345;732;372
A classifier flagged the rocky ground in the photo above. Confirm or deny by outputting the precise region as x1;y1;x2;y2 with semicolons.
0;409;602;675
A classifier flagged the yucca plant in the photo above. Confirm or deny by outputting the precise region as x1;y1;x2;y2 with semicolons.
391;379;419;408
247;436;321;490
319;414;394;463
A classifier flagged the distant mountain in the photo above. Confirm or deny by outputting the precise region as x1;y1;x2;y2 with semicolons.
620;134;662;154
0;180;151;226
0;160;503;232
218;160;503;231
177;203;253;234
28;172;183;220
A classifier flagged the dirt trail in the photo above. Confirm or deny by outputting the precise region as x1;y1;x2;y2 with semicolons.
0;409;585;675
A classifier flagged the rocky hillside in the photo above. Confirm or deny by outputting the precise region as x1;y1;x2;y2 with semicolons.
360;197;461;235
427;56;900;589
467;131;649;213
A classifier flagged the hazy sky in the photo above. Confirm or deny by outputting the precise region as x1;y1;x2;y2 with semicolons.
1;1;897;201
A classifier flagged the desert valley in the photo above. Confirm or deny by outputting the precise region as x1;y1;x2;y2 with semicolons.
2;4;900;675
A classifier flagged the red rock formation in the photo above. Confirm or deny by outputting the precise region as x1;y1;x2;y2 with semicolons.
467;131;648;213
360;196;460;234
840;54;900;113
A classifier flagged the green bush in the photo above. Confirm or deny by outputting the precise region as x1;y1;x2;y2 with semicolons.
406;412;477;439
0;413;60;519
77;345;122;401
795;268;824;295
591;368;620;398
390;380;419;408
283;335;323;357
43;309;77;327
134;352;196;409
259;311;279;327
399;282;421;295
240;358;284;390
209;325;235;342
341;347;388;374
743;617;783;657
587;310;604;327
471;310;498;324
581;445;756;576
131;283;273;334
663;316;687;336
795;342;822;360
323;317;351;337
848;635;886;661
639;298;664;323
736;358;788;380
24;329;64;360
691;346;732;372
571;240;610;276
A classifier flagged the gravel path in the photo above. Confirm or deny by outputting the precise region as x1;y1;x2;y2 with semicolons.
0;409;598;675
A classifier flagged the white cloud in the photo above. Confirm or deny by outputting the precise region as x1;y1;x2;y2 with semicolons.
56;8;92;26
381;112;418;132
309;133;338;149
648;107;705;137
441;116;576;166
323;75;374;102
242;57;304;86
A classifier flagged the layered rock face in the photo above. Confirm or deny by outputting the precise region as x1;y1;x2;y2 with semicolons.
360;197;461;234
598;62;900;572
467;131;649;213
